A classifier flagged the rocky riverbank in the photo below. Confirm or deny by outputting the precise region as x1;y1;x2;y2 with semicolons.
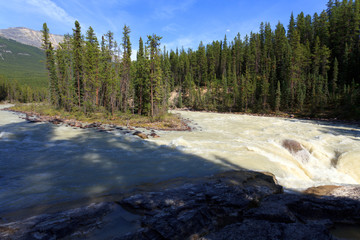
3;107;195;139
1;170;359;240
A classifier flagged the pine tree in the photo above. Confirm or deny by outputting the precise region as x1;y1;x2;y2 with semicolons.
56;34;74;111
84;26;100;112
134;37;149;115
288;12;296;41
121;25;132;112
332;57;339;98
275;81;281;112
72;20;84;108
147;34;164;118
42;23;60;106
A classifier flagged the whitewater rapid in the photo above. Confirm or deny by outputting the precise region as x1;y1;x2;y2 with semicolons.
1;104;360;215
151;110;360;190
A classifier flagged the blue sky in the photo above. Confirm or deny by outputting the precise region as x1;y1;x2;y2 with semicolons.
0;0;328;54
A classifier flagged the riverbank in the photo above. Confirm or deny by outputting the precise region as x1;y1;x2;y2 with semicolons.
3;103;192;138
176;106;360;128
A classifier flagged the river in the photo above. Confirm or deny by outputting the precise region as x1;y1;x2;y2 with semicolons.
1;104;360;216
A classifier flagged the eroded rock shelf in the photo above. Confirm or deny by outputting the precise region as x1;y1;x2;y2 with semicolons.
1;171;360;240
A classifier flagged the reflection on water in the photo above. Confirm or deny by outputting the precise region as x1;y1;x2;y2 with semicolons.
1;105;360;215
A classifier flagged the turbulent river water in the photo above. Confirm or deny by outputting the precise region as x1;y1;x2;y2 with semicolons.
1;104;360;215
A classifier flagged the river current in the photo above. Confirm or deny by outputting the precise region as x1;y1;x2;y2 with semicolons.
1;104;360;215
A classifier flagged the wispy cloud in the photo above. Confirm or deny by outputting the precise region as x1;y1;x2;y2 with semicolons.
163;36;196;50
25;0;76;26
162;23;181;34
153;0;197;19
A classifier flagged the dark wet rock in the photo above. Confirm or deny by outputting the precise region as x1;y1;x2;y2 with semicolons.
84;122;102;128
0;202;115;240
119;171;283;239
2;171;360;240
133;131;148;139
282;139;303;153
202;220;334;240
118;172;360;240
150;132;160;138
49;118;63;125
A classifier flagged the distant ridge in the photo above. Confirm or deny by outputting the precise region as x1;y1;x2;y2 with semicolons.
0;27;63;49
0;36;47;88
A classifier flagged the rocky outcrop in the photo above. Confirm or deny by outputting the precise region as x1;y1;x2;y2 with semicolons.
0;202;115;240
305;185;360;200
0;27;63;49
1;171;360;239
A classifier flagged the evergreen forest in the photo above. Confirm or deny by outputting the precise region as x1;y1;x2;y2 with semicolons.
4;0;360;120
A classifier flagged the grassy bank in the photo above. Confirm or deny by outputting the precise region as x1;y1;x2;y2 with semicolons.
9;103;189;130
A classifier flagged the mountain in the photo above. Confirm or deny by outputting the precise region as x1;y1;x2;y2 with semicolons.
0;27;63;49
0;36;47;88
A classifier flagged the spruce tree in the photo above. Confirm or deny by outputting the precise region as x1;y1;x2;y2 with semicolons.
42;23;60;107
84;26;100;112
147;34;164;118
134;37;149;115
72;20;84;108
275;81;281;112
121;25;132;112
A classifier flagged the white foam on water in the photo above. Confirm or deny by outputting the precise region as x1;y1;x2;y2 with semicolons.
0;131;12;140
1;105;360;213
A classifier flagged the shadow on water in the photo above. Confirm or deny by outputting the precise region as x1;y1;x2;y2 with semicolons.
1;111;360;239
0;112;236;220
283;117;360;141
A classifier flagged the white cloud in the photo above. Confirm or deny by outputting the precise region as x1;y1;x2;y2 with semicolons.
25;0;76;25
162;23;181;34
131;49;138;61
163;36;195;50
154;0;196;19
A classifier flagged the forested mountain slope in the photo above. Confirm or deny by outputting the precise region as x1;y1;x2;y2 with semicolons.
0;36;47;88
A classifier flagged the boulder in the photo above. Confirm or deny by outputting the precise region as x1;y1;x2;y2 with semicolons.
150;132;160;138
304;185;360;200
202;220;333;240
2;171;360;240
304;185;341;196
133;131;148;139
0;202;115;240
282;139;303;153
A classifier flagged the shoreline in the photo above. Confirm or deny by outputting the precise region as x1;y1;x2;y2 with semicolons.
2;105;193;139
172;107;360;127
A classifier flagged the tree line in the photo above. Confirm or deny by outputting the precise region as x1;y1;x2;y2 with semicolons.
41;0;360;119
42;21;169;119
0;76;47;103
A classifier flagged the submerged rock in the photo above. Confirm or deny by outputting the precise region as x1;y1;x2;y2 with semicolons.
150;132;160;138
282;139;303;153
282;139;310;163
133;131;148;139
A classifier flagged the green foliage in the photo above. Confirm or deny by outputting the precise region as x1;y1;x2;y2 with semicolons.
33;1;360;121
0;37;47;88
